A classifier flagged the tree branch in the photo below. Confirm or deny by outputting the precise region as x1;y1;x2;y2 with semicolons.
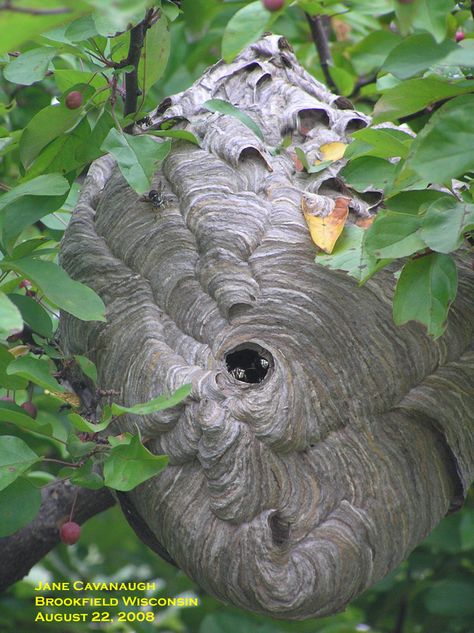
0;481;115;594
305;13;337;92
124;8;157;119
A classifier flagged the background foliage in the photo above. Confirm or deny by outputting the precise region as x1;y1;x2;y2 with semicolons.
0;0;473;632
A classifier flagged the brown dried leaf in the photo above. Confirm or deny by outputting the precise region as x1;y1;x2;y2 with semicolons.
290;151;304;172
332;18;352;41
355;216;375;229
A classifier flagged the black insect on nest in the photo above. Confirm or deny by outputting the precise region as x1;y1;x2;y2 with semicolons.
141;184;168;209
226;347;270;383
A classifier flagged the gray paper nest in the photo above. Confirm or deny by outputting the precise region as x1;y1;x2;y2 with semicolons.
60;35;474;619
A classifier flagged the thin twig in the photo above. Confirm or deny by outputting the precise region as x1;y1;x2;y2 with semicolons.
393;594;408;633
350;74;377;98
68;490;79;522
43;457;79;467
305;13;337;92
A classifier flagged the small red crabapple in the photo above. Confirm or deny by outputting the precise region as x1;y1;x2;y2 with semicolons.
262;0;284;11
65;91;83;110
21;401;37;419
455;30;465;42
60;521;81;545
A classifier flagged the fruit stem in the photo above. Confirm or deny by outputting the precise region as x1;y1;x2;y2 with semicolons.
68;490;79;522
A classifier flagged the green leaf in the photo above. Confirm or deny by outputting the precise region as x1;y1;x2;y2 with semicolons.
412;0;452;43
0;293;23;340
148;129;200;145
103;434;169;491
66;433;96;458
203;98;264;141
11;237;53;259
199;613;284;633
364;211;426;258
67;412;111;433
182;0;220;34
442;40;474;68
316;224;389;284
0;346;28;391
341;157;397;192
221;1;274;63
373;78;474;122
2;194;69;244
0;477;41;537
5;258;106;322
404;94;474;183
424;581;474;617
294;147;331;174
26;117;103;179
424;512;463;554
0;436;41;491
64;15;99;41
350;30;402;76
420;199;474;253
345;128;412;160
92;0;150;36
7;356;64;392
70;458;104;489
0;400;52;436
101;129;171;195
162;0;181;21
7;294;54;339
393;253;457;338
137;15;170;96
107;432;132;448
20;104;85;168
3;47;57;86
460;510;474;551
382;33;456;79
330;67;355;98
27;108;113;180
385;190;452;215
0;2;88;56
110;384;191;416
0;174;69;213
74;355;97;383
53;69;109;102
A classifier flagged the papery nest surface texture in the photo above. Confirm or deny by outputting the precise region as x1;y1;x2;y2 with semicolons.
60;35;474;620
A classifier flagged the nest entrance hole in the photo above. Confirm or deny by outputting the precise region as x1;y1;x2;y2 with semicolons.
225;344;272;384
269;513;291;547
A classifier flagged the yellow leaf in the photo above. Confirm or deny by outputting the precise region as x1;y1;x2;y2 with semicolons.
320;142;347;161
302;197;349;254
44;390;81;408
9;345;29;358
